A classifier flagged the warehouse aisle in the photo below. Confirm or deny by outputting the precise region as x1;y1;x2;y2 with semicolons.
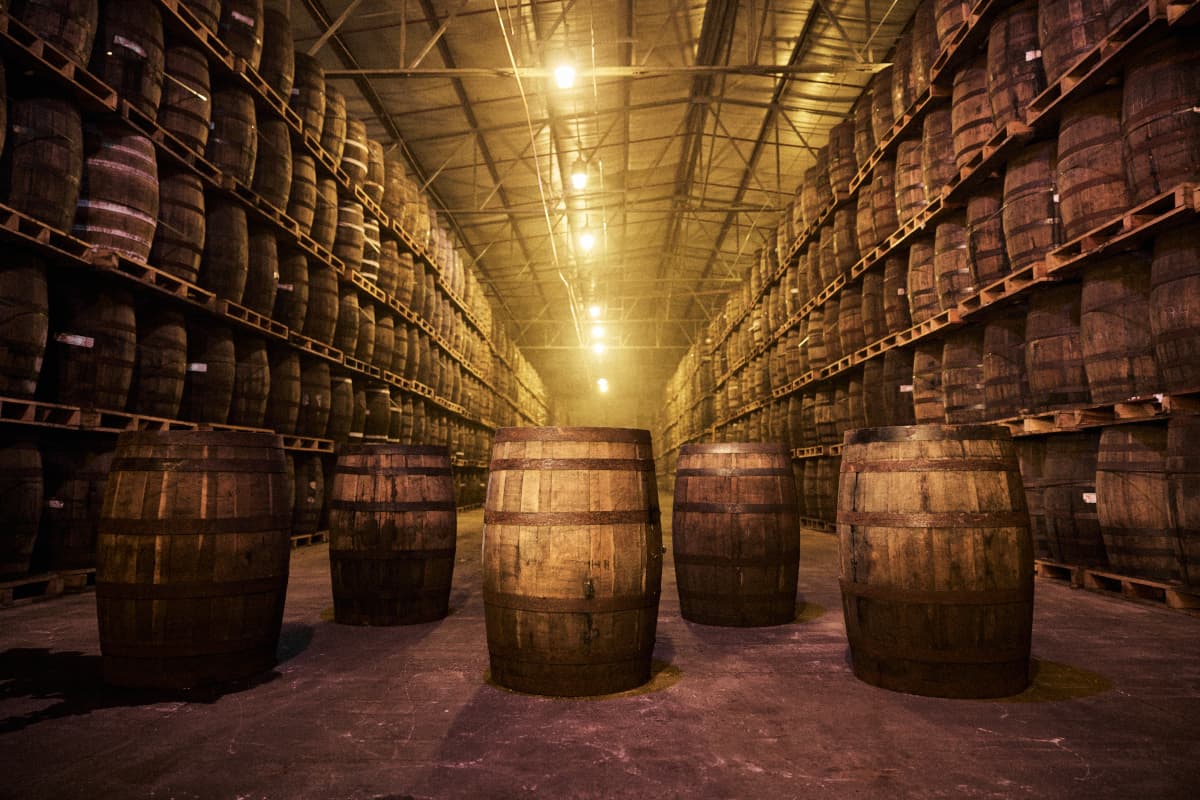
1;496;1198;800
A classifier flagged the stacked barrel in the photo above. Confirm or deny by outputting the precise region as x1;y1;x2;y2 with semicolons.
0;0;548;579
655;0;1200;587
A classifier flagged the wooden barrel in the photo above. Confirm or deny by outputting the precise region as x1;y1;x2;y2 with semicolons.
987;0;1045;130
882;345;917;426
933;213;976;310
382;156;409;223
0;441;43;578
852;96;875;173
882;254;911;334
297;360;331;438
941;325;988;424
361;218;381;281
813;387;838;446
392;321;410;377
910;0;937;100
827;119;857;196
377;239;399;300
327;376;354;442
935;0;972;49
302;262;339;346
341;118;370;185
310;177;339;252
290;53;326;135
1025;283;1090;410
906;237;939;324
75;125;159;263
97;430;291;688
838;424;1033;698
483;427;661;696
329;444;456;624
861;271;887;346
42;444;112;570
91;0;164;118
242;228;279;316
364;140;386;206
374;314;395;371
672;443;800;627
983;311;1031;419
871;159;899;245
966;185;1009;286
833;208;859;275
1038;0;1107;85
891;30;915;123
320;83;347;163
290;453;324;536
228;336;269;427
54;287;136;410
150;170;205;283
921;108;955;200
251;118;293;211
894;138;926;224
132;308;186;419
861;359;888;429
838;283;865;357
333;286;360;355
206;87;258;186
1081;254;1161;402
870;67;894;143
1057;89;1129;242
806;306;827;372
1096;424;1176;582
1121;35;1200;204
912;340;945;423
816;224;837;288
5;95;84;231
1150;227;1200;394
259;6;295;99
218;0;264;70
1015;438;1054;561
816;455;840;524
199;201;249;303
1042;431;1106;568
362;383;390;442
180;323;235;423
273;251;309;331
1002;140;1061;270
266;348;300;435
951;54;995;171
14;0;99;65
0;255;49;399
287;154;317;236
1167;415;1200;586
180;0;219;31
404;326;424;382
158;45;211;153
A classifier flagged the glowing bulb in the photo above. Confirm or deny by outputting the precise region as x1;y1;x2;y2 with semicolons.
554;64;576;89
587;303;602;319
597;378;609;393
592;342;606;355
570;158;588;190
579;231;596;252
591;324;605;339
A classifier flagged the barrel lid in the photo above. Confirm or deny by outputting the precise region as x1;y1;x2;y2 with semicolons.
116;430;284;449
494;426;652;444
679;442;790;456
843;424;1013;445
337;443;450;457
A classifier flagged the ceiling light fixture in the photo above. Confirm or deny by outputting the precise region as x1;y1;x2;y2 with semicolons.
587;303;602;319
591;324;605;339
579;230;596;252
597;378;609;393
592;342;606;355
553;64;576;89
570;157;588;190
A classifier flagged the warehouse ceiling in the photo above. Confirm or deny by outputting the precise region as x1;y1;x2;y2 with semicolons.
291;0;918;411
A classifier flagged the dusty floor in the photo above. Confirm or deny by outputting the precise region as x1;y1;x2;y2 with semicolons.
1;496;1199;799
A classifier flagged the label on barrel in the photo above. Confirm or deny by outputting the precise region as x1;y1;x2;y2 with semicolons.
112;35;147;59
900;384;914;393
55;333;94;349
231;10;256;27
187;362;209;373
1025;49;1042;62
897;288;906;295
1082;492;1097;504
47;499;65;510
277;283;294;292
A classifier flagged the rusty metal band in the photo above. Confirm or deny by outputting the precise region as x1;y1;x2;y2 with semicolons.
494;426;651;444
849;637;1030;665
484;509;660;526
333;465;453;476
100;516;290;535
489;457;654;472
97;576;285;600
117;430;282;449
110;457;285;474
675;467;792;478
483;589;659;614
836;510;1030;528
841;457;1015;473
679;443;789;456
328;500;457;513
99;634;278;658
673;502;800;515
839;578;1030;605
330;548;456;561
338;443;449;457
843;424;1010;446
674;552;799;568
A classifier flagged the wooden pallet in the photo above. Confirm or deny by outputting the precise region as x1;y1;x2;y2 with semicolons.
85;247;216;306
155;0;236;69
930;0;1007;84
290;530;328;549
1010;391;1200;434
1168;0;1200;23
217;299;290;340
79;408;198;433
1035;560;1200;612
0;12;119;112
0;396;84;429
289;332;344;364
945;122;1035;202
0;573;65;608
958;261;1051;318
799;517;837;534
281;435;335;454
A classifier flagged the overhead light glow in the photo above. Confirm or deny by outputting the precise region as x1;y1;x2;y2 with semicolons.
554;64;576;89
579;230;596;252
570;158;588;190
591;324;605;339
597;378;609;393
587;303;602;319
592;342;606;355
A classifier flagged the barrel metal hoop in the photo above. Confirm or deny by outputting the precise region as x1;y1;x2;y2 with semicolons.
328;500;457;513
841;457;1015;473
334;465;453;477
674;552;799;568
837;510;1029;528
96;576;285;599
330;548;456;561
679;443;790;456
494;426;651;444
674;502;799;515
489;458;654;472
110;457;286;474
484;509;660;526
676;467;792;478
483;589;660;614
100;516;290;535
839;578;1030;606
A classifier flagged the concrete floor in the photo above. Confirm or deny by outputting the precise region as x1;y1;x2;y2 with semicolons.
2;496;1199;800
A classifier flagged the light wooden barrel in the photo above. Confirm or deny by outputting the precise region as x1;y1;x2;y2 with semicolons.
96;430;291;688
328;444;457;625
483;427;662;696
672;443;800;627
1096;424;1176;582
838;424;1033;698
